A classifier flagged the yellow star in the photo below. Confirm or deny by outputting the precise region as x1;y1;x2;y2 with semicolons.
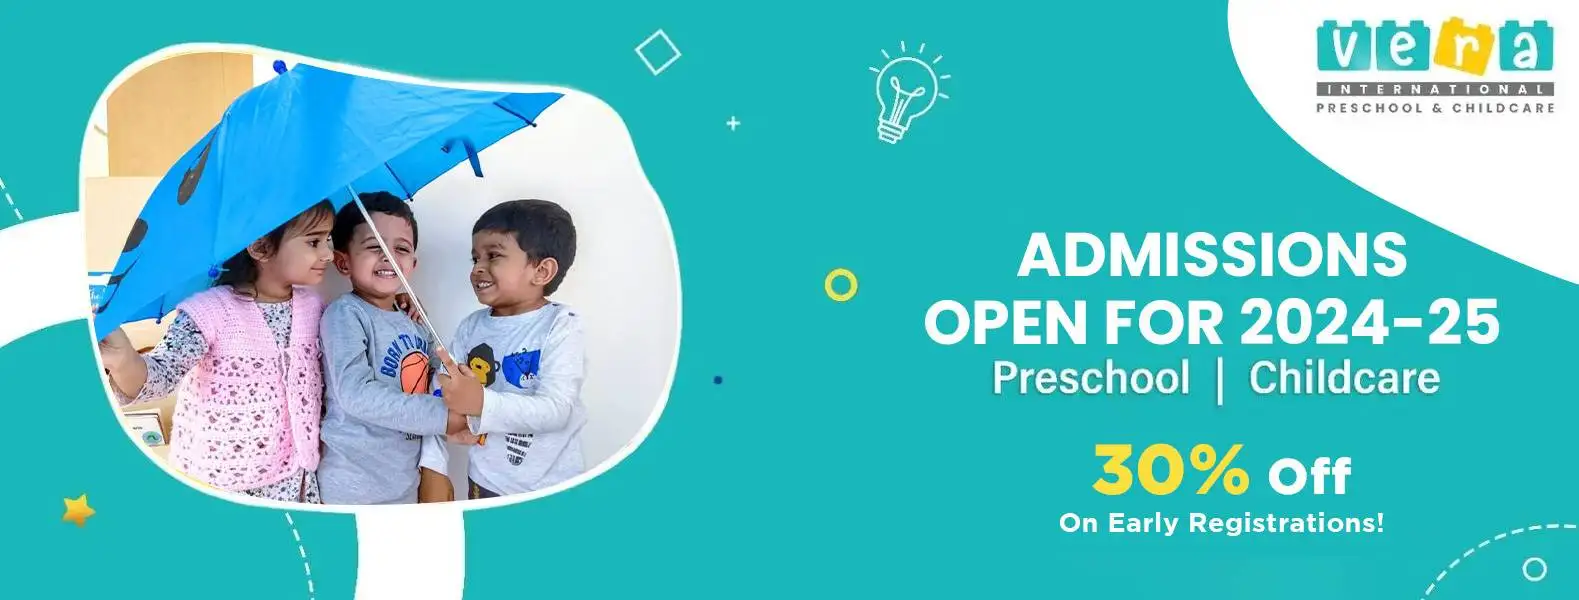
62;494;95;527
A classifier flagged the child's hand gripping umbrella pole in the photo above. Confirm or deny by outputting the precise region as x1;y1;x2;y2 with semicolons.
432;343;488;446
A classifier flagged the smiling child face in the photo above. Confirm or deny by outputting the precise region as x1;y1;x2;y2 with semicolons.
335;213;418;305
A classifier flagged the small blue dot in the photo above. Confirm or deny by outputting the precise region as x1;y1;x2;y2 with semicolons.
713;376;723;384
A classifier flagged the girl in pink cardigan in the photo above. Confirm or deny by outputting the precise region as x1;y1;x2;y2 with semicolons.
99;201;336;503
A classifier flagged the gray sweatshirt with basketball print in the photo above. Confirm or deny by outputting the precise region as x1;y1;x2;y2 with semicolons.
319;293;450;505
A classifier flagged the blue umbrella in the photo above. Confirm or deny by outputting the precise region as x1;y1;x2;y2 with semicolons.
90;62;563;343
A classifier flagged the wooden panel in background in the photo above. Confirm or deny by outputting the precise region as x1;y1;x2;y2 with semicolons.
82;176;160;273
106;52;253;177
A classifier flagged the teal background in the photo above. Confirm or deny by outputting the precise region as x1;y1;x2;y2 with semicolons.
1;0;1575;597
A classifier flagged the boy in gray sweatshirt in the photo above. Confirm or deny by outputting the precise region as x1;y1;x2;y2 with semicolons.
318;192;468;505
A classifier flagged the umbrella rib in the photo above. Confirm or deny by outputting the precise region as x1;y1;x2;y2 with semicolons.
324;111;392;205
492;101;539;127
324;87;504;203
385;163;415;200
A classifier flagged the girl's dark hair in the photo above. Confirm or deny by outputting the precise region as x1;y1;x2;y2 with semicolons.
215;200;335;291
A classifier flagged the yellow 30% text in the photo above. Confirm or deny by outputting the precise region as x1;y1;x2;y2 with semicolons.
1093;443;1250;496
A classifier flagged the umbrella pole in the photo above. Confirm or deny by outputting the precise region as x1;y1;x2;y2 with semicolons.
346;186;449;356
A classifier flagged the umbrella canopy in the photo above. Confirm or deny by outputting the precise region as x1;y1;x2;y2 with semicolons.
91;63;562;338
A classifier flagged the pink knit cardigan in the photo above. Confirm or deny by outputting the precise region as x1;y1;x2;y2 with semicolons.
168;286;323;491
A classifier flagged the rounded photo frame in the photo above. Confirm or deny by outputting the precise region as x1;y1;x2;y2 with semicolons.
82;43;681;515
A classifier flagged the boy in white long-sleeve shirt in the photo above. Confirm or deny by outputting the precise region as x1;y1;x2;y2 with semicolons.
436;199;588;499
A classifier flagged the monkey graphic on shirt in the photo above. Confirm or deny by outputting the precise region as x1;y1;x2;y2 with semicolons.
462;344;545;464
463;344;502;446
465;343;500;386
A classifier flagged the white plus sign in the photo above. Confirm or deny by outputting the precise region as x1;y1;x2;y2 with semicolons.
726;116;740;131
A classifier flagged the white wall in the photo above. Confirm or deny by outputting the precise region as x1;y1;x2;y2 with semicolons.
252;54;294;87
81;103;109;178
316;91;680;498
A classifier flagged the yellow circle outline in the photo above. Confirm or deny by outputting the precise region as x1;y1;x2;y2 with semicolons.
825;268;858;302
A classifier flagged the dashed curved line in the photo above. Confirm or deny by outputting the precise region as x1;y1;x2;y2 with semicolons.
285;512;317;600
1421;522;1578;599
0;176;24;221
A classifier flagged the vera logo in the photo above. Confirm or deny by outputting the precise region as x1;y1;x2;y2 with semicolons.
1317;19;1553;75
1314;18;1555;116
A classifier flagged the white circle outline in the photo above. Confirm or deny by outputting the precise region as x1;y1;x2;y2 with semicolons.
1523;556;1548;583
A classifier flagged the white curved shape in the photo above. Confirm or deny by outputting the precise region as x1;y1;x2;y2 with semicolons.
83;43;679;516
0;212;86;347
76;42;685;600
355;506;466;599
1228;0;1577;282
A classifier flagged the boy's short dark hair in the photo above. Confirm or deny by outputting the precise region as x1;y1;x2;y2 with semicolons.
333;191;419;253
473;199;577;295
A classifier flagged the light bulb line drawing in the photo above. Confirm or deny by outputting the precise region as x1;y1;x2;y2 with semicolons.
869;40;951;144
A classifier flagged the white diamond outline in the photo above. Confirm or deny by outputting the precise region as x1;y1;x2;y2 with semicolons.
636;29;682;76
